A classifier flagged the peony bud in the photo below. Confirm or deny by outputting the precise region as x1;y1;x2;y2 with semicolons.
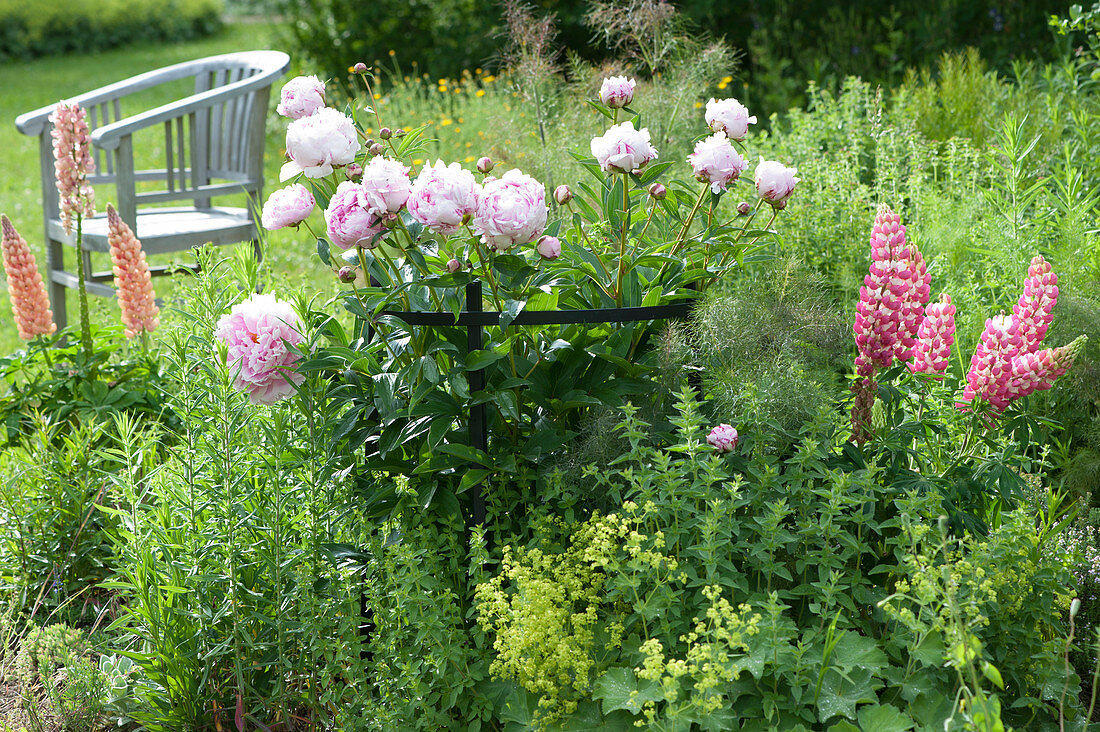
379;127;392;140
353;62;368;74
554;184;573;205
688;131;748;193
648;183;667;200
337;265;358;283
536;235;561;259
707;424;739;452
277;76;326;120
599;76;636;109
591;121;658;173
369;143;385;156
477;156;495;174
754;158;800;207
394;128;407;137
345;162;363;181
447;258;461;273
737;201;751;216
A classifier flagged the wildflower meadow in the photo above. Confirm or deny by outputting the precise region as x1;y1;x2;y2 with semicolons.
0;1;1098;730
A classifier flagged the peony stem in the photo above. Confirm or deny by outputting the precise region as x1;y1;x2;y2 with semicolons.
655;184;710;286
615;172;630;307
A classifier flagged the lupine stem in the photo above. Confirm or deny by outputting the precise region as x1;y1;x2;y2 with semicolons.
74;213;93;360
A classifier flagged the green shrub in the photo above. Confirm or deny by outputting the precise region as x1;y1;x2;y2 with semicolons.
0;0;223;61
474;395;1080;729
16;623;106;730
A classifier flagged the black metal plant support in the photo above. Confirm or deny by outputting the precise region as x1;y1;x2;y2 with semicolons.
358;286;698;659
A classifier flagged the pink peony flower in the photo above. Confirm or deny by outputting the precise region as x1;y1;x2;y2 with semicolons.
705;97;757;141
408;160;480;235
324;181;385;250
473;169;547;252
599;76;636;108
360;157;412;216
261;183;316;230
276;75;326;119
107;204;159;338
1;215;55;340
908;293;956;376
590;121;658;173
536;235;561;259
214;293;306;405
707;423;739;452
281;108;360;180
687;132;748;193
754;158;799;207
50;102;96;235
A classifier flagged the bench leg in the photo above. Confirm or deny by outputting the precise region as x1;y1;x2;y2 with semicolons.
45;236;67;331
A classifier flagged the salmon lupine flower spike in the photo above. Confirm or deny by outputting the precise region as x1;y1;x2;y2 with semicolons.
107;205;159;337
49;102;96;235
1;216;55;340
908;294;956;376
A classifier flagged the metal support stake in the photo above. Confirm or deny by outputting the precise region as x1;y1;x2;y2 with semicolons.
466;281;487;526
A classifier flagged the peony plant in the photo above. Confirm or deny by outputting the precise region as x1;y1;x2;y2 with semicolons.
261;68;799;518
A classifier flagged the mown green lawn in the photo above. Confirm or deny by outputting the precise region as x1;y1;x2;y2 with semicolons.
0;21;336;357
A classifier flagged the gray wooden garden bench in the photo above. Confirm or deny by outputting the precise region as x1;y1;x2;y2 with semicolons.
15;50;290;328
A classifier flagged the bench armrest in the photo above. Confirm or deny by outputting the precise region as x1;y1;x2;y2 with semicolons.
90;60;289;151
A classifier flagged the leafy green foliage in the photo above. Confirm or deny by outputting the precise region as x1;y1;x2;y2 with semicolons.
473;394;1081;729
0;0;222;61
0;323;173;449
15;623;107;730
101;250;372;730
